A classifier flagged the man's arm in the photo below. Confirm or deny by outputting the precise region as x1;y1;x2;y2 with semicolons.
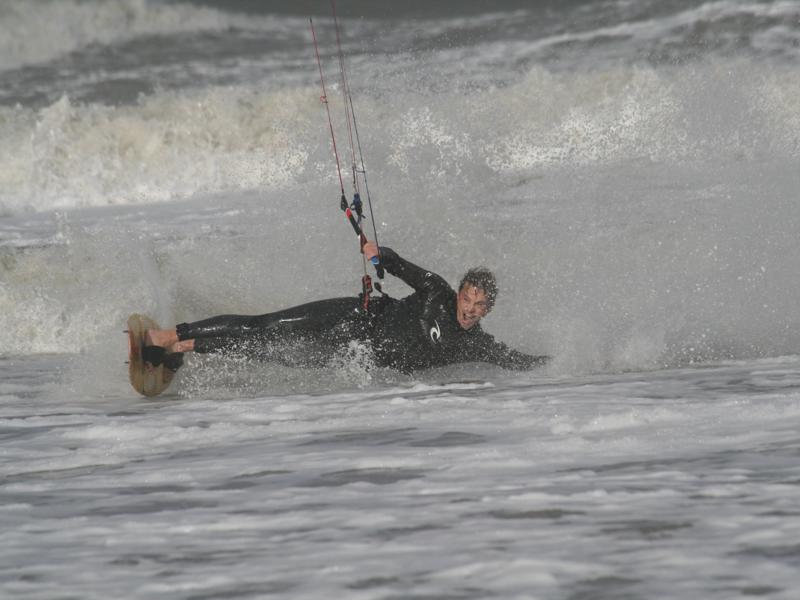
364;243;449;293
467;331;550;370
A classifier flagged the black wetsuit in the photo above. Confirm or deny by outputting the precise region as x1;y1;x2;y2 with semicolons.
176;247;546;373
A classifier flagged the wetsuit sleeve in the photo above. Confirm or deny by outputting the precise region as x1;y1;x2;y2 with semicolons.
466;331;550;370
379;246;450;293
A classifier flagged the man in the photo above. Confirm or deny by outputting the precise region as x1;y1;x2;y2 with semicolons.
143;242;548;375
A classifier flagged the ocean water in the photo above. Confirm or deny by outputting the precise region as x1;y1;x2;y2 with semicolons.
2;0;800;598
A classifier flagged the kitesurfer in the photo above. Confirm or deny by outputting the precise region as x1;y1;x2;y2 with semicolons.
143;242;548;374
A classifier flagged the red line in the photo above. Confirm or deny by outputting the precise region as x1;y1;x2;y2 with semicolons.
310;18;345;196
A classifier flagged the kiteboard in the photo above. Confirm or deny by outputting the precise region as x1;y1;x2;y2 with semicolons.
126;313;178;397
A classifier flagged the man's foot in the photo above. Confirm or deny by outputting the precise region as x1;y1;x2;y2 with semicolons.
142;329;185;374
145;328;179;351
145;328;195;354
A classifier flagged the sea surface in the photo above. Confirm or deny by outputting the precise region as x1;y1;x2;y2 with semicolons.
2;1;800;598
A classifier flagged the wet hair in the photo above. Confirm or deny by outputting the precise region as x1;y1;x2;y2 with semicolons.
458;267;498;310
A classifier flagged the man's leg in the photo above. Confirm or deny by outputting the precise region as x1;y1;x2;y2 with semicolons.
148;297;363;357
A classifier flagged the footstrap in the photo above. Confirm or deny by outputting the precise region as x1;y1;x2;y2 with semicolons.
142;346;184;373
163;352;184;372
142;345;166;367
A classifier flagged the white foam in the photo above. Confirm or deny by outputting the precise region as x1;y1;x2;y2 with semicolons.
0;86;317;215
1;57;798;217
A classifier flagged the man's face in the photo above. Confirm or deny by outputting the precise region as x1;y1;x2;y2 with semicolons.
457;284;490;330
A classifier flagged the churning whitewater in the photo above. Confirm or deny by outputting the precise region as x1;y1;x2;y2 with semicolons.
2;1;800;598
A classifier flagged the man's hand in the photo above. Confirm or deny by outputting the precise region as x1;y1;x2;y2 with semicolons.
362;241;380;263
